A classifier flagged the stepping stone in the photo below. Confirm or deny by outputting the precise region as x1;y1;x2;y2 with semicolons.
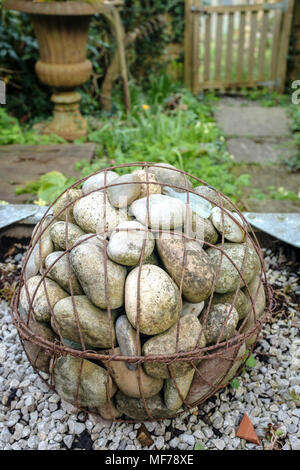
0;143;96;203
215;103;292;138
227;137;294;164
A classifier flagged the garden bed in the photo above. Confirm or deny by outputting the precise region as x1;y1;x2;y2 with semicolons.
0;235;299;450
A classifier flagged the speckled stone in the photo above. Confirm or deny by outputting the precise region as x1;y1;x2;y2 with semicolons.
25;216;54;279
23;317;56;373
164;369;195;411
125;265;179;335
186;340;246;405
82;171;119;195
133;169;162;198
148;163;192;191
130;194;187;230
181;300;204;317
107;173;141;208
50;221;85;250
52;189;82;224
156;235;215;303
73;191;128;235
192;213;219;246
53;355;115;409
115;390;172;420
194;186;233;211
142;314;206;379
52;295;117;349
103;348;163;399
211;207;246;243
209;290;251;320
107;221;154;266
206;242;260;294
45;251;83;295
70;240;127;310
241;274;266;346
20;275;68;322
200;303;239;345
115;315;140;370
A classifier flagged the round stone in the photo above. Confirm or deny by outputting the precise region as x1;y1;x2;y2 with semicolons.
107;173;141;208
53;355;115;409
209;289;251;321
20;275;68;322
45;251;83;295
148;163;192;190
107;221;155;266
194;185;233;211
130;194;187;230
156;235;215;303
73;191;128;235
82;171;119;195
52;295;117;349
200;303;239;345
241;274;266;346
181;300;204;317
50;221;85;250
211;207;246;243
103;347;163;399
25;216;54;280
186;340;246;405
23;317;56;373
192;213;219;246
52;188;82;224
133;169;162;198
206;242;260;294
115;315;140;370
164;369;195;411
115;390;171;420
142;314;206;379
70;239;126;310
125;264;179;336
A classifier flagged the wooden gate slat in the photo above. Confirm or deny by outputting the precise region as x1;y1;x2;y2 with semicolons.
269;9;282;86
248;11;258;82
258;10;269;82
226;12;234;82
215;13;223;81
192;0;200;94
204;13;211;82
184;0;193;89
237;11;246;82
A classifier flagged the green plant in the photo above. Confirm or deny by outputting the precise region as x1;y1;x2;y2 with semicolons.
230;378;240;390
15;171;77;205
194;442;207;450
0;108;66;145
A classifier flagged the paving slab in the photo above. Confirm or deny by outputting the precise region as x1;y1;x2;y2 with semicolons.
215;103;292;138
243;213;300;248
0;143;96;203
228;137;294;164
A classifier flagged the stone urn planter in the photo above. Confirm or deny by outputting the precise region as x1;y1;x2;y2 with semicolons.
4;0;97;140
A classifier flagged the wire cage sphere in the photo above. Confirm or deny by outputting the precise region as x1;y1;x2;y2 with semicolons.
11;162;273;422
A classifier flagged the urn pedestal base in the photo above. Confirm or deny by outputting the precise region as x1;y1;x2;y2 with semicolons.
43;91;88;141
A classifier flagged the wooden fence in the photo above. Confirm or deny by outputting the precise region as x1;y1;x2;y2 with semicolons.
184;0;295;93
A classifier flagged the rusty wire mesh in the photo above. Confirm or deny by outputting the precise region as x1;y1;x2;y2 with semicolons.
11;162;273;422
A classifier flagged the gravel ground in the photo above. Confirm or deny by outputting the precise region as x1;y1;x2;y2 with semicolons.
0;240;299;451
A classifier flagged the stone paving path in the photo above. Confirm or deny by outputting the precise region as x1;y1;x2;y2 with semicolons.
0;143;96;203
215;97;300;213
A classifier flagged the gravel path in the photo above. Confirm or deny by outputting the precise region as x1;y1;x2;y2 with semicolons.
0;243;299;451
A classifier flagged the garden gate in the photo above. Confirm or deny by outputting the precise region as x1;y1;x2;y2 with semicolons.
184;0;295;93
